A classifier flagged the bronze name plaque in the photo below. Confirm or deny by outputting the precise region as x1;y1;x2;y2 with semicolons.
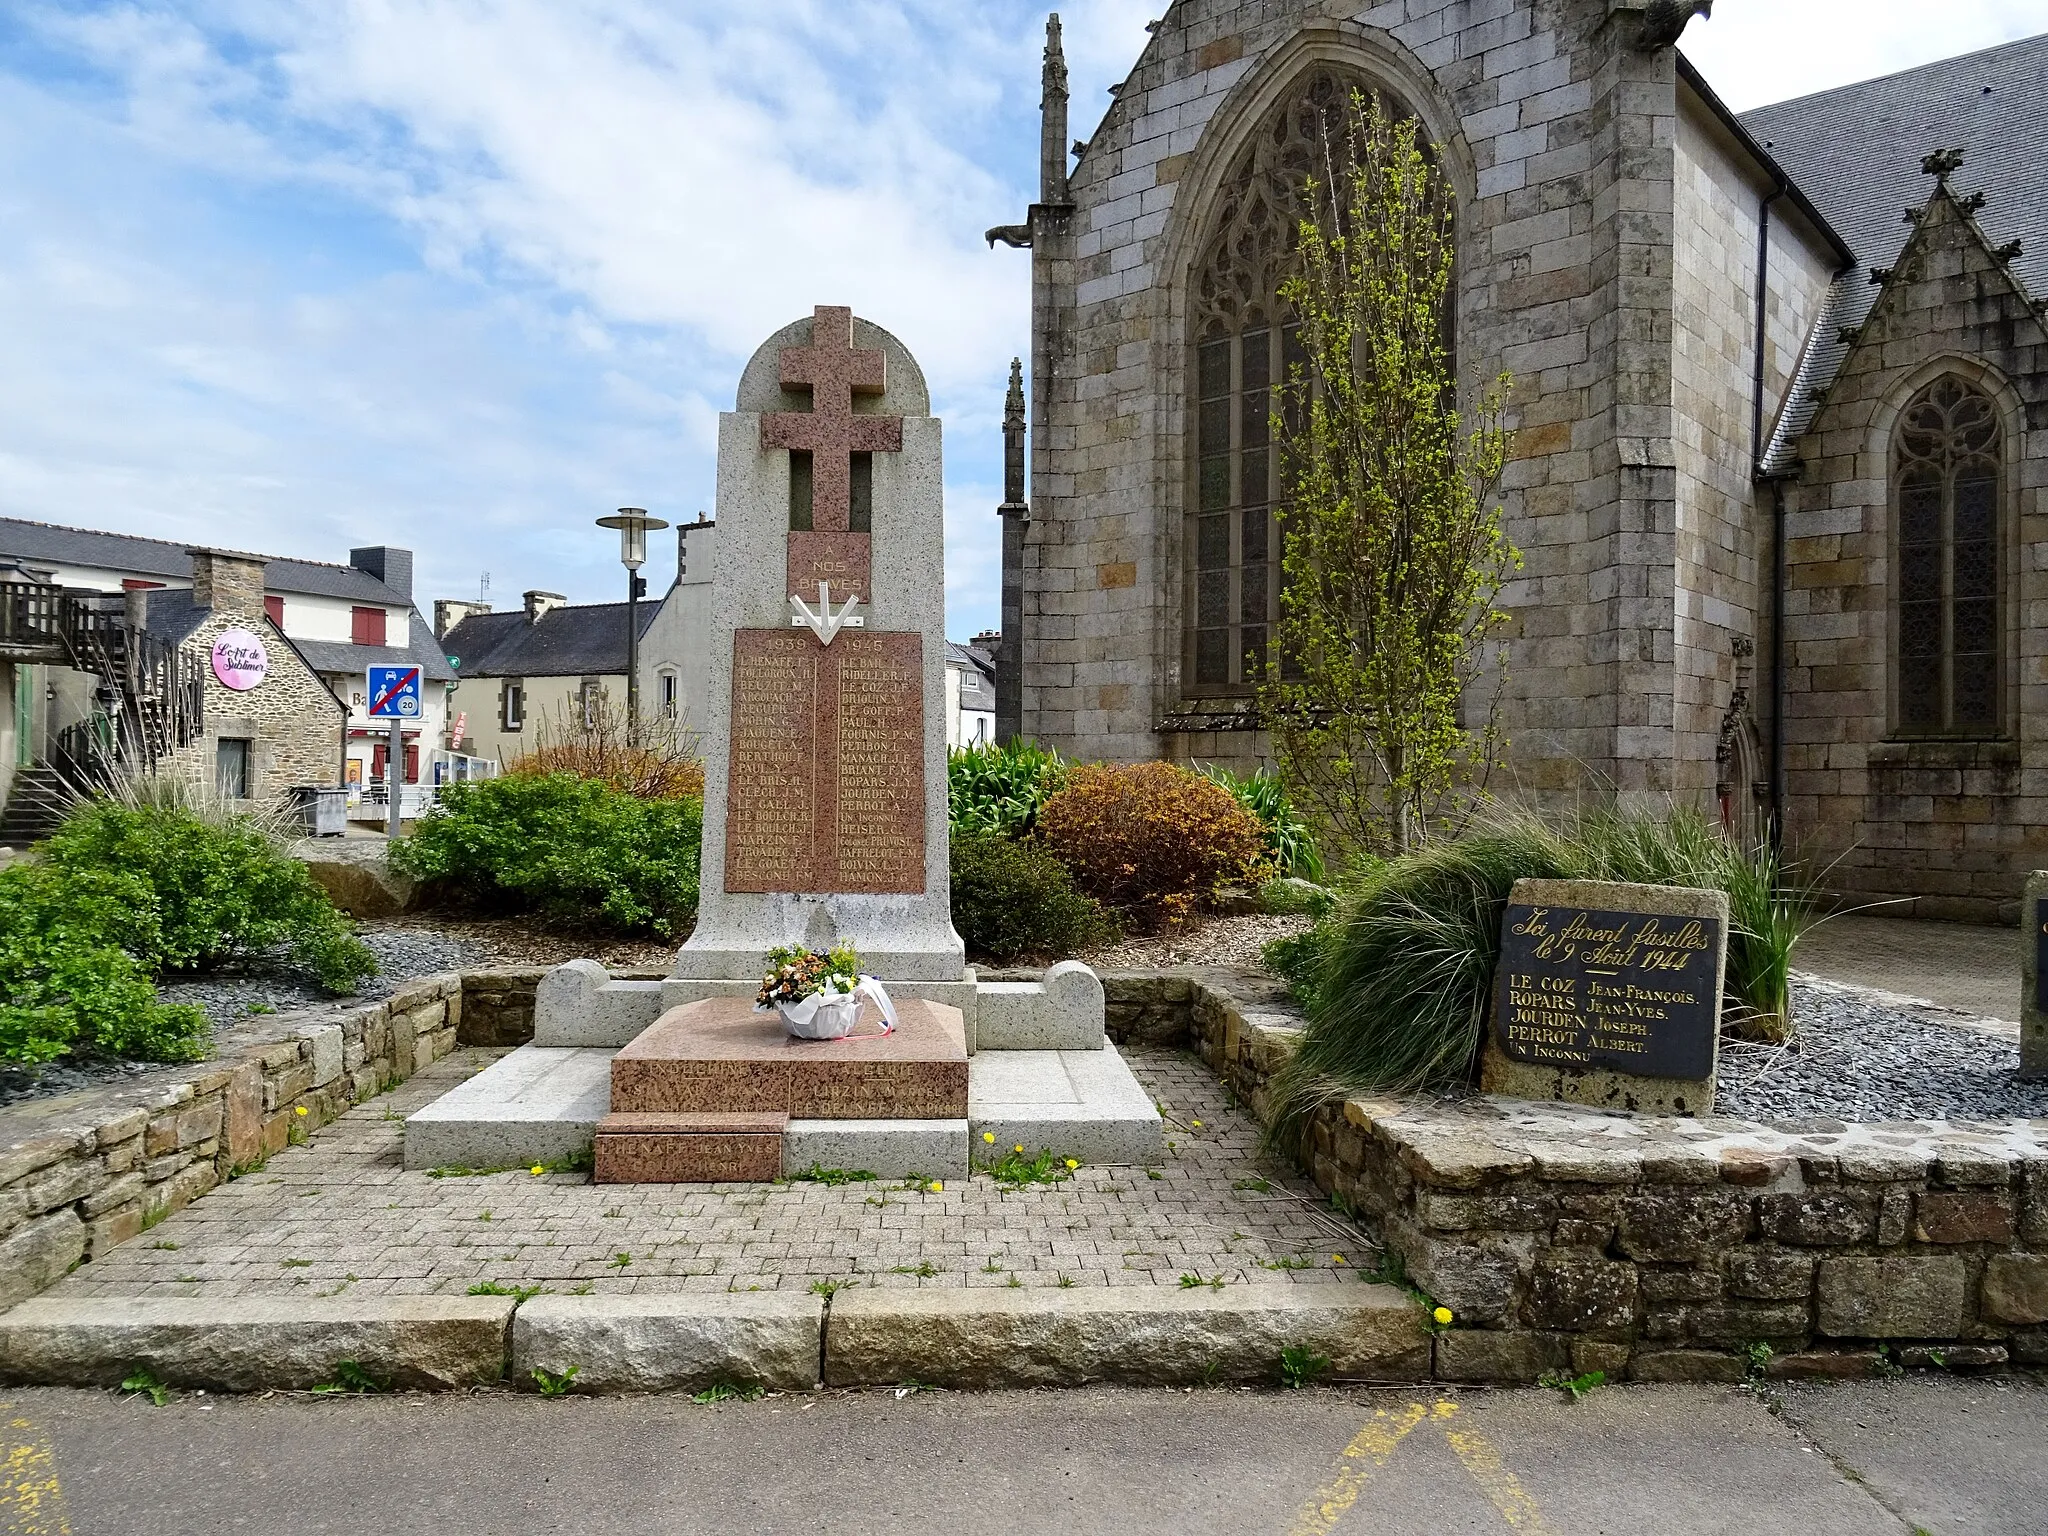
1492;903;1721;1081
724;628;924;894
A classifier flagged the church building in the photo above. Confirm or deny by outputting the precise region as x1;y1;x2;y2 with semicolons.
989;3;2048;922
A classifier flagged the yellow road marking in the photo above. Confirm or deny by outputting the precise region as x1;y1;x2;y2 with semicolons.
1287;1398;1554;1535
0;1414;72;1536
1443;1419;1554;1533
1285;1401;1433;1536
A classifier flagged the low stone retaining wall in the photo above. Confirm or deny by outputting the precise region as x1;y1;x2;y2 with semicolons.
0;971;535;1311
1178;972;2048;1382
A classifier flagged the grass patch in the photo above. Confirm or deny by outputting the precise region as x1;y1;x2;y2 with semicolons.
779;1164;876;1186
980;1146;1077;1187
889;1261;939;1279
691;1380;765;1405
121;1369;171;1406
1538;1369;1606;1401
311;1359;385;1395
532;1365;579;1397
467;1280;546;1301
1279;1345;1330;1390
427;1149;593;1179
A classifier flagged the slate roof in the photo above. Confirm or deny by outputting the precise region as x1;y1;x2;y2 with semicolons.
0;516;413;607
1735;32;2048;471
441;602;660;680
947;641;996;713
295;615;457;684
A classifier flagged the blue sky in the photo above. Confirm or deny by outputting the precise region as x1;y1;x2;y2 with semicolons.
0;1;2040;640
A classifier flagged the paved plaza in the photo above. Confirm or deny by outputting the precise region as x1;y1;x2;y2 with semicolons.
47;1045;1364;1303
1797;913;2019;1027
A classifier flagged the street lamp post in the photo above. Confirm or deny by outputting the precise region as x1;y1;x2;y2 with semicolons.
595;508;668;743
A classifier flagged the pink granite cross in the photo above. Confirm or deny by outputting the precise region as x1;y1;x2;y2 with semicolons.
760;306;904;532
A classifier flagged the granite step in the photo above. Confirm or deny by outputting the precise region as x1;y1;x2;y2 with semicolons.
594;1112;789;1183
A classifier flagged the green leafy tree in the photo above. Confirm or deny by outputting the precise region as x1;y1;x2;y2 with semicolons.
1258;91;1519;857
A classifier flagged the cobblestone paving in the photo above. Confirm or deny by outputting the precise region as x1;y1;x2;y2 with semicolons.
1795;914;2017;1026
51;1047;1373;1301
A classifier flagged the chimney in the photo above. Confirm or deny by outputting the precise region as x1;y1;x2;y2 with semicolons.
188;548;268;617
124;587;150;630
435;597;492;638
524;590;567;624
350;546;414;601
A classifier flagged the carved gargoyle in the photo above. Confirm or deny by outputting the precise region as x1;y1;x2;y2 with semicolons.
985;223;1033;250
1636;0;1712;50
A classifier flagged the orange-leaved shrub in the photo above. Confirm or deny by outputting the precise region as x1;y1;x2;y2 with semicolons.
1036;760;1269;931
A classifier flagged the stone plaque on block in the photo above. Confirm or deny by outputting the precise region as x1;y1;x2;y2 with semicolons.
610;996;968;1120
1480;878;1728;1115
594;1112;789;1184
724;628;924;895
2022;873;2048;1079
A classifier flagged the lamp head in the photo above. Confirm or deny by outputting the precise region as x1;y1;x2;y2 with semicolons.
596;507;669;571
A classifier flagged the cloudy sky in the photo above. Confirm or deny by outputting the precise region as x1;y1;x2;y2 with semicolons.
0;2;2039;639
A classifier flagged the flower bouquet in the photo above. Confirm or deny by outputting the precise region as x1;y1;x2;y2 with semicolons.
756;943;896;1041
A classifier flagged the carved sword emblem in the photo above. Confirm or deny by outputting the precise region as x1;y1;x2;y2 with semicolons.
789;581;864;645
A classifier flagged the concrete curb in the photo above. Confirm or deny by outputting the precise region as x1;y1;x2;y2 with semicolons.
0;1296;515;1391
0;1285;1434;1394
823;1283;1431;1389
512;1293;823;1393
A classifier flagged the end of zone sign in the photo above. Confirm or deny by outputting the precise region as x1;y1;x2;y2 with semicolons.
367;665;423;718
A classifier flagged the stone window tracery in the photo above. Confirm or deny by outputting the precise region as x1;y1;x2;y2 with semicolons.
1184;67;1414;694
1893;376;2001;736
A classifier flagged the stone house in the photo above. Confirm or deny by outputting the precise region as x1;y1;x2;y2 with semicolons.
990;5;2047;920
437;516;720;768
0;519;459;834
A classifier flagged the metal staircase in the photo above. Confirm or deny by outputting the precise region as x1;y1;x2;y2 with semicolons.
0;582;207;845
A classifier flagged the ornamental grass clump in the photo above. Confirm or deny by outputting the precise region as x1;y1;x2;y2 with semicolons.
1198;765;1326;882
1267;804;1816;1138
1036;761;1270;932
947;739;1068;837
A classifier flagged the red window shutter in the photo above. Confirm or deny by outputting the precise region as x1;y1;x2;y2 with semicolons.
403;744;419;784
264;594;284;627
352;606;386;645
371;743;388;781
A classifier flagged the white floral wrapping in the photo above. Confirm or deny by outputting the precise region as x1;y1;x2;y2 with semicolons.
771;975;898;1041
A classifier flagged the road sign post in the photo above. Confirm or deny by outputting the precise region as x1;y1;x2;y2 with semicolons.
367;665;424;840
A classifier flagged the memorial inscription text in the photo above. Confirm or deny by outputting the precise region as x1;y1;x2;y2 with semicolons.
724;629;924;895
1492;904;1721;1080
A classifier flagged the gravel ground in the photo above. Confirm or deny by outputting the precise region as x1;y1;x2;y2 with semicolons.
1081;913;1311;970
1715;978;2048;1123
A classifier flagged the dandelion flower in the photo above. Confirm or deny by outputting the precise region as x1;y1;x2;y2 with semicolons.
530;1165;545;1177
1332;1254;1346;1264
982;1132;996;1144
1064;1159;1078;1170
1433;1306;1454;1326
1192;1120;1203;1128
1014;1145;1025;1155
294;1106;308;1117
928;1180;943;1193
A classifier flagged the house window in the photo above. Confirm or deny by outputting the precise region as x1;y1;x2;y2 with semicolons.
659;670;679;719
1184;66;1394;694
351;606;386;645
501;680;525;732
1895;376;2001;736
580;679;602;730
264;594;284;628
216;737;251;799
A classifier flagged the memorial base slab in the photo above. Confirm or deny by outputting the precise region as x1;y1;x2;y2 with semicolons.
593;1113;789;1183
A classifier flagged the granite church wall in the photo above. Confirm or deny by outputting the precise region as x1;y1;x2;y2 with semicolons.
1022;0;1699;798
1782;188;2048;921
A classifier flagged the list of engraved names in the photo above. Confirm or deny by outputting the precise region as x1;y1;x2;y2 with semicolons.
1492;904;1721;1080
723;629;924;894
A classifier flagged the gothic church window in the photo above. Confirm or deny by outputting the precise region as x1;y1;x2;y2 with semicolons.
1894;376;2001;736
1185;68;1415;693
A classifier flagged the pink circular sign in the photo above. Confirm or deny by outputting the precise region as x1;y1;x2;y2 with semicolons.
210;627;269;691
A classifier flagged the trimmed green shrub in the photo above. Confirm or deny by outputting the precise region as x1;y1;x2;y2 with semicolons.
1199;766;1326;882
41;802;377;994
948;740;1068;837
1269;805;1813;1131
950;830;1112;962
0;863;208;1065
393;772;702;936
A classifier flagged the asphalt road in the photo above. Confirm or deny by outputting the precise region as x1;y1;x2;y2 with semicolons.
3;1375;2043;1534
